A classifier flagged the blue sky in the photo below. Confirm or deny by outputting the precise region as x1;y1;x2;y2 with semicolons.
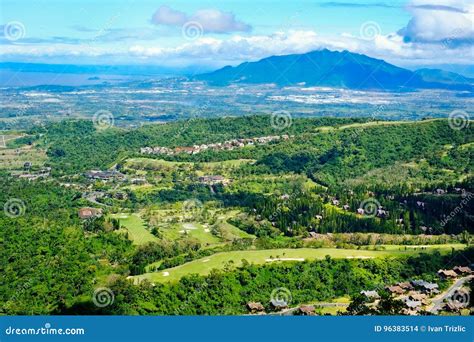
1;0;472;67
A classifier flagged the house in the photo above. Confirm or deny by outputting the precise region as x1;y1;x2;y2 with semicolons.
386;285;404;295
356;208;365;215
78;207;103;219
410;280;439;294
198;175;229;186
131;178;146;185
401;308;419;315
404;299;422;309
174;147;195;154
376;208;389;218
297;305;315;316
437;269;458;279
85;170;124;181
342;204;350;211
408;292;427;301
453;266;472;275
315;215;323;220
332;199;340;206
397;282;414;291
360;290;380;300
270;301;288;311
247;302;265;314
442;302;463;313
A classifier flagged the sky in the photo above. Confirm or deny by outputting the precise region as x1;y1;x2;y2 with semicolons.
0;0;473;69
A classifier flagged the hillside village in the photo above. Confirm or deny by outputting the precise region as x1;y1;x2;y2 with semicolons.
246;266;473;316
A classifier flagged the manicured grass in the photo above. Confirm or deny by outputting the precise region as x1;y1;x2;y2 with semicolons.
131;244;465;284
147;207;253;246
110;213;159;245
161;222;222;246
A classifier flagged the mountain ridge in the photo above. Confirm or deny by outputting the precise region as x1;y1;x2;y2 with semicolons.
196;49;473;91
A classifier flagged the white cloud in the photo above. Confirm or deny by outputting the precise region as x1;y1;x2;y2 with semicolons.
399;0;474;43
151;5;251;33
127;30;473;67
151;5;188;26
2;29;472;67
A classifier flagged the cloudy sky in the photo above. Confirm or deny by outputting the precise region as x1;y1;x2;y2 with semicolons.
1;0;473;69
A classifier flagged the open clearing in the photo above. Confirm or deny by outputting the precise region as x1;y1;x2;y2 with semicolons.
109;213;158;245
131;244;465;284
0;144;47;170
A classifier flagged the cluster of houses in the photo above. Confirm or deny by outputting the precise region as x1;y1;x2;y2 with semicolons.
360;265;472;315
312;198;389;219
139;134;292;156
360;280;439;315
437;266;472;279
84;170;125;181
197;175;230;186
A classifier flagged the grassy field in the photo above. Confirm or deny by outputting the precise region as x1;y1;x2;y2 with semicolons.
131;244;465;284
161;222;222;245
315;119;441;133
145;207;254;246
125;158;254;173
0;144;47;170
109;213;159;245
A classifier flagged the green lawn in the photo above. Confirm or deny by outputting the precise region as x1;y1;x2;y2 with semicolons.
110;213;159;245
160;222;222;246
131;244;465;284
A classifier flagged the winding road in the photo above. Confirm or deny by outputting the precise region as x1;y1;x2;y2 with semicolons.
428;275;473;313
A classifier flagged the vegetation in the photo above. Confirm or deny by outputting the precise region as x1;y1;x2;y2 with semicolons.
1;115;472;315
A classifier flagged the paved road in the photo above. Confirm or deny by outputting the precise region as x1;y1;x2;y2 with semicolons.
428;275;473;313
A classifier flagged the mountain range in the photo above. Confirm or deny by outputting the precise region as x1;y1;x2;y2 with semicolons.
196;49;473;91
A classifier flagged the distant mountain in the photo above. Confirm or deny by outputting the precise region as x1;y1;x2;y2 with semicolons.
196;49;473;91
415;68;474;85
